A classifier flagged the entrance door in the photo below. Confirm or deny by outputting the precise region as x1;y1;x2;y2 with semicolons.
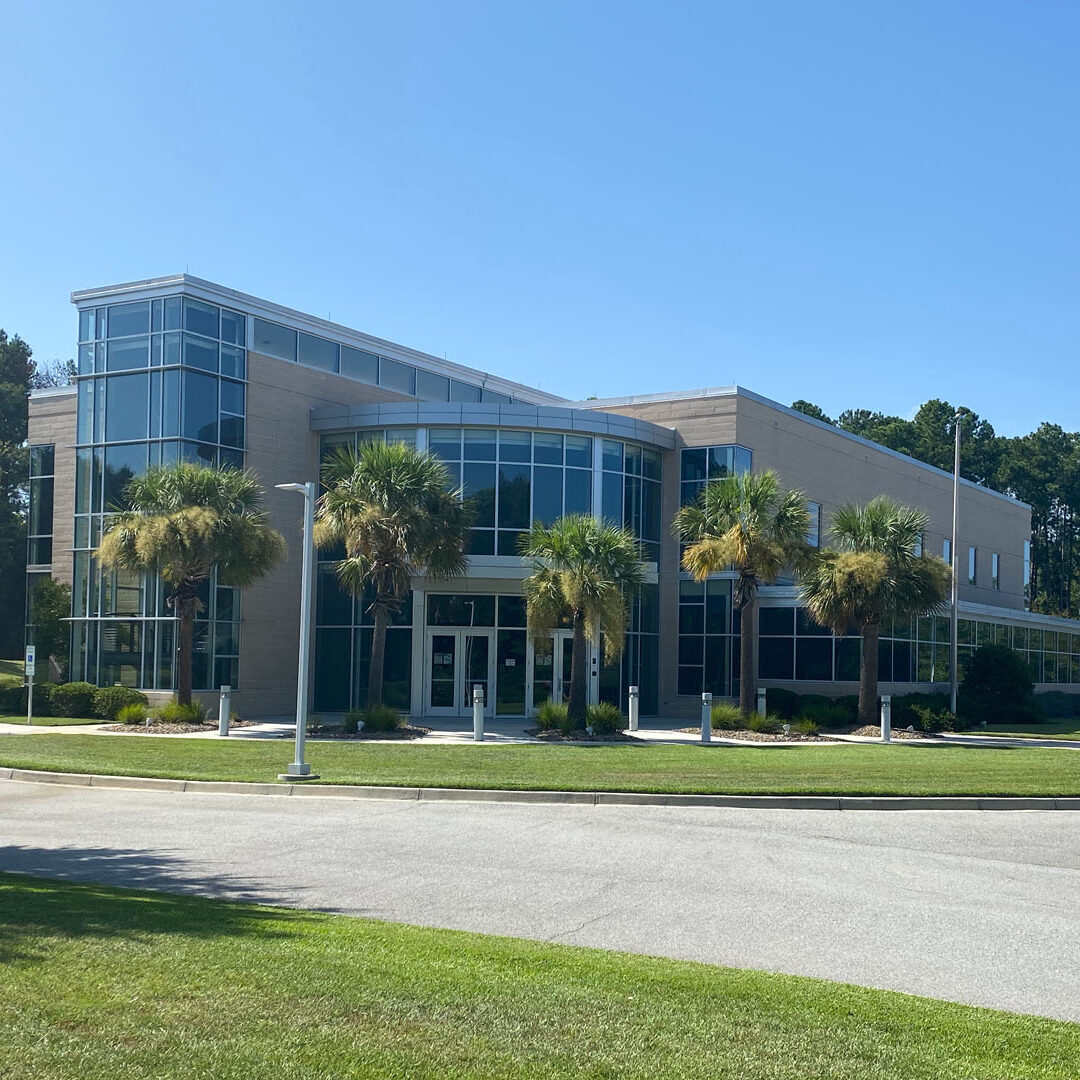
528;629;577;714
425;630;495;717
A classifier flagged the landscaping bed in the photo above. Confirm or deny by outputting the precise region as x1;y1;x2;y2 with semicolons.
101;720;259;735
308;723;430;740
678;726;832;742
530;728;636;742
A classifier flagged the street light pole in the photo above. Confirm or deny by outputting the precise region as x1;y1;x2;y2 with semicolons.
950;412;962;715
276;481;318;780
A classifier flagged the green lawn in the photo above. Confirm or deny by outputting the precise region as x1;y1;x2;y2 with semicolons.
0;715;102;727
2;873;1076;1079
3;733;1080;795
982;719;1080;741
0;658;24;678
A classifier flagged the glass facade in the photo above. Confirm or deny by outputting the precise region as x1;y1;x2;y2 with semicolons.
680;444;753;506
601;439;663;563
428;427;594;557
71;294;246;689
755;607;1080;686
27;444;54;566
251;317;512;403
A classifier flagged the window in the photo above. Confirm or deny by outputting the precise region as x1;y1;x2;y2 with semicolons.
450;379;481;402
968;546;977;586
183;298;219;339
27;444;55;565
107;301;150;338
299;333;338;372
379;357;415;395
415;369;450;401
680;445;752;506
104;373;149;442
1024;540;1031;600
913;532;924;557
677;579;734;696
943;538;952;565
991;552;1000;590
252;318;297;361
107;336;149;371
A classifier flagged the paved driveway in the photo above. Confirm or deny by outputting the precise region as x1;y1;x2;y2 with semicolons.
2;778;1079;1021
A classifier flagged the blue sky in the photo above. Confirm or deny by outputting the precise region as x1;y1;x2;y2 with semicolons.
2;1;1076;436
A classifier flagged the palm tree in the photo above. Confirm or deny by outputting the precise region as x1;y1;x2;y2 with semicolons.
521;515;645;725
315;440;471;708
674;470;810;718
97;463;286;705
799;496;951;724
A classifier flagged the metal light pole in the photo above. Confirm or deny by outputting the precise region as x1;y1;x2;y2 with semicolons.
949;412;962;715
276;481;318;780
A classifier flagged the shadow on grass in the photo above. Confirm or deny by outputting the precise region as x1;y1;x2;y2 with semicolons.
0;848;327;966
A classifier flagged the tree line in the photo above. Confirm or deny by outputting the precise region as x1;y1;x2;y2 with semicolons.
791;398;1079;617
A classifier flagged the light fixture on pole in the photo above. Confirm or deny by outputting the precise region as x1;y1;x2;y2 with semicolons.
276;481;319;781
949;411;962;715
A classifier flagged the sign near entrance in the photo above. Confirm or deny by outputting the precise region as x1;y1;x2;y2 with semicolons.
24;645;35;678
504;658;516;666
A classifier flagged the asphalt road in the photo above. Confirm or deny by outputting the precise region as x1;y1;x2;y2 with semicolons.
3;778;1079;1022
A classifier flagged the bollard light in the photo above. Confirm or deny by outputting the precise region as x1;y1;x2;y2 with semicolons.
218;685;232;737
628;685;639;732
756;687;767;717
880;694;892;743
701;692;713;744
473;683;484;742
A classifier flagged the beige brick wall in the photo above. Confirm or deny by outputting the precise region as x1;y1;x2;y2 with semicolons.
238;352;414;716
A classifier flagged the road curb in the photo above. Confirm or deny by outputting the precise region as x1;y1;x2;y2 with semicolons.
1;766;1078;810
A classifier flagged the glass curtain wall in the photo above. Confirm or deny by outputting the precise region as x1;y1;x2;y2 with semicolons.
71;295;246;689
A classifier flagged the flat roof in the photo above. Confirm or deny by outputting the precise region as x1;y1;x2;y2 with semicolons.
576;385;1030;511
70;274;567;407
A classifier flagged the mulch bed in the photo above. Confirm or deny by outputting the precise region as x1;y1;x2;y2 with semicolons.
847;724;938;741
528;729;637;742
677;727;832;743
102;720;259;735
306;724;430;741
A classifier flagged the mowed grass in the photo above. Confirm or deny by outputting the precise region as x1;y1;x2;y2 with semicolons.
3;873;1077;1080
983;719;1080;741
0;715;103;727
0;658;25;677
3;733;1080;795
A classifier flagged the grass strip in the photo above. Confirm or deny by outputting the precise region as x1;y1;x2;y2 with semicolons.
3;733;1080;795
2;872;1077;1079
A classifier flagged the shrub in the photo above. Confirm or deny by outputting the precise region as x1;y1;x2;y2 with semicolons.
892;692;950;729
343;709;362;734
357;704;402;733
766;687;801;720
117;702;148;725
793;718;819;736
908;704;956;733
536;700;571;733
958;644;1035;727
710;703;744;730
92;686;149;722
33;682;57;716
151;701;205;725
0;677;26;713
746;714;782;734
832;696;860;723
51;681;97;718
585;702;623;736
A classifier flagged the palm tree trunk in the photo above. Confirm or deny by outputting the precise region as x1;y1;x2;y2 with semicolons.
739;594;757;718
175;598;195;707
859;621;880;725
567;608;588;726
367;604;388;708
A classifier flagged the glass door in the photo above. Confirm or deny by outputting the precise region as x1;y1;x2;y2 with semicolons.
425;630;495;717
528;629;576;713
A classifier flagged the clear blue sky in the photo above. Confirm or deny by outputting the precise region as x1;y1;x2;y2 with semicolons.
2;1;1077;436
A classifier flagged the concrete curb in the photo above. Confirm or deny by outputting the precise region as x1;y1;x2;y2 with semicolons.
2;765;1079;810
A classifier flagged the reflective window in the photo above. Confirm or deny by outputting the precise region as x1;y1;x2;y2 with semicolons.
253;318;297;361
807;502;821;547
379;356;415;394
220;309;246;346
968;546;978;586
340;346;379;383
182;333;218;372
182;371;219;443
299;333;338;372
108;301;150;338
103;443;147;510
183;298;219;339
450;379;481;402
104;374;149;442
992;552;1000;590
107;336;149;371
416;369;450;401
